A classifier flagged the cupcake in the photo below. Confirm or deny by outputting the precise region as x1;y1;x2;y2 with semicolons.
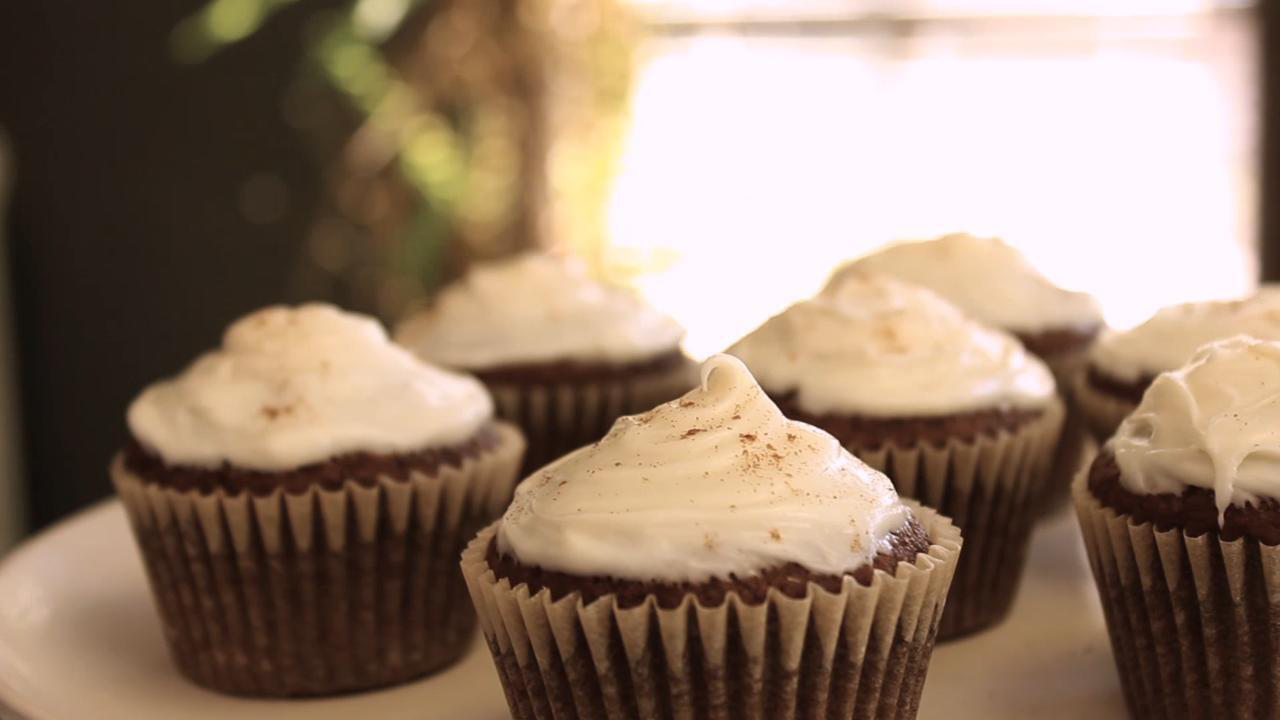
461;354;961;719
828;232;1103;509
1077;290;1280;441
729;273;1063;638
1075;336;1280;719
395;252;695;473
113;304;525;696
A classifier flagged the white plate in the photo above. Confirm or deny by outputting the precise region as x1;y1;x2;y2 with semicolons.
0;501;1126;719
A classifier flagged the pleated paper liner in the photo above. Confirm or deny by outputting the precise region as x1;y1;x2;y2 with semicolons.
1074;475;1280;720
112;422;525;698
462;502;962;720
488;357;698;473
851;399;1064;640
1072;368;1137;444
1037;345;1096;514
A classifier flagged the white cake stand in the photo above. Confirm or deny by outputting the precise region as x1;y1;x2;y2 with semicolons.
0;501;1126;720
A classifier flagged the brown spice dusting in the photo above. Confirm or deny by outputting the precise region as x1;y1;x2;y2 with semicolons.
732;414;742;420
679;400;696;408
739;433;757;442
260;405;293;420
786;433;797;442
769;528;782;542
682;428;705;438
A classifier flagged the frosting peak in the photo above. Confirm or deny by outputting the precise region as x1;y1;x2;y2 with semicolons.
1111;336;1280;521
395;252;685;370
829;233;1102;334
496;354;912;582
127;303;493;471
1091;291;1280;382
729;273;1055;416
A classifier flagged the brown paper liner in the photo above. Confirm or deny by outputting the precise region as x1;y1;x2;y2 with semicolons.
1072;367;1137;444
849;399;1064;640
462;502;961;720
1037;345;1097;515
112;423;525;697
1073;475;1280;720
488;357;697;473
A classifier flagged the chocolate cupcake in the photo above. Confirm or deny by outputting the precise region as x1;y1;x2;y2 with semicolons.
461;355;961;719
730;273;1063;638
1076;290;1280;442
1075;336;1280;719
396;252;695;473
829;233;1103;510
113;304;525;696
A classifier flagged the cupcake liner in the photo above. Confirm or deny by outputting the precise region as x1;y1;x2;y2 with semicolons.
850;399;1064;639
112;422;525;697
1037;345;1097;514
462;502;962;720
1072;368;1138;444
1073;475;1280;720
488;357;697;473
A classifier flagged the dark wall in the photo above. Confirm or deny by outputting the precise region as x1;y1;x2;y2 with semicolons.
0;1;340;528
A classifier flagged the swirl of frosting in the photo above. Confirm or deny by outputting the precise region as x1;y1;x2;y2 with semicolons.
394;253;685;370
128;304;493;471
496;354;912;581
1090;290;1280;382
1111;336;1280;520
729;273;1055;416
828;233;1102;334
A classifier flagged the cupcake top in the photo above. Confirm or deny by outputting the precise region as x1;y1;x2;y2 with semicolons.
395;252;685;371
828;233;1102;335
1111;335;1280;519
1090;291;1280;383
728;273;1055;417
128;304;493;472
496;354;914;582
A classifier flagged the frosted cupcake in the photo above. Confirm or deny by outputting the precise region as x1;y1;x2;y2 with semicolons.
1075;336;1280;719
462;355;961;719
396;253;694;472
114;304;525;696
828;233;1102;508
1077;290;1280;441
730;273;1063;638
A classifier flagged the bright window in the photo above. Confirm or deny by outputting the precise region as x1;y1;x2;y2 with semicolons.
605;3;1256;357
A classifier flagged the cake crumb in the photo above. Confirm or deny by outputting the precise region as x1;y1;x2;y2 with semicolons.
768;528;782;542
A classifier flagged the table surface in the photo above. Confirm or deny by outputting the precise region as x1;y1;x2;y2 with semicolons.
0;500;1127;720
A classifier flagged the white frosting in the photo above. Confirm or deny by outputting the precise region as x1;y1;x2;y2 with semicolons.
128;304;493;471
729;273;1055;416
1091;291;1280;383
1111;336;1280;521
829;233;1102;335
394;253;685;370
496;354;913;582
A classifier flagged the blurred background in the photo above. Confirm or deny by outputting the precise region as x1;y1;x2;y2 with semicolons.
0;0;1269;547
